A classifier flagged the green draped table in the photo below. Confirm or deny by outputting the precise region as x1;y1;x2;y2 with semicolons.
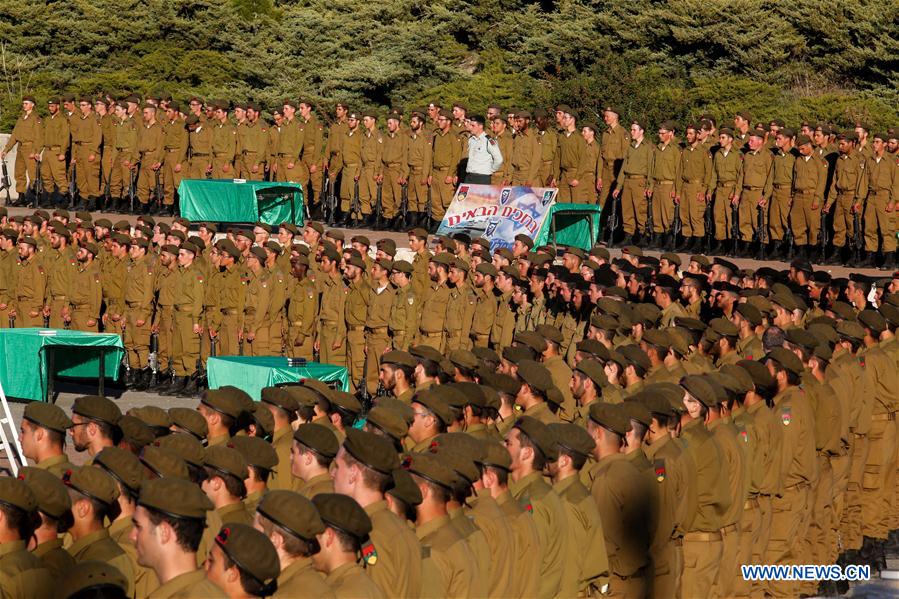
207;356;348;400
177;179;305;225
0;328;124;402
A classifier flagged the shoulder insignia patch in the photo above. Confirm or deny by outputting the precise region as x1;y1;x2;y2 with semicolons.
524;502;533;513
361;541;378;566
654;458;666;482
781;405;792;426
308;290;314;299
408;296;414;306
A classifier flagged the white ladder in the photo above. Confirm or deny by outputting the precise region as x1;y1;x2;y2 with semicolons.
0;380;25;476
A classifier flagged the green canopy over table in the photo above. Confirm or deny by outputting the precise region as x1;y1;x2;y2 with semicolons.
207;356;348;400
0;328;124;402
177;179;305;225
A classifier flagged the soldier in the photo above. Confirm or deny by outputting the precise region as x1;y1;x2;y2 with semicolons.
344;253;370;393
186;114;213;179
387;260;417;351
134;104;164;213
122;238;156;389
2;95;42;206
68;242;102;331
298;100;324;207
534;109;558;186
42;222;76;328
166;243;204;397
274;99;303;183
614;121;653;243
510;110;542;186
358;111;384;228
708;128;743;253
824;131;867;264
651;121;681;247
315;244;348;368
791;135;828;261
238;102;268;182
158;102;187;216
769;128;796;258
205;523;279;597
332;112;363;226
599;106;630;209
71;97;102;209
323;102;349;191
12;236;46;327
364;257;395;394
40;98;70;207
552;106;586;203
737;129;774;256
107;102;137;212
374;113;406;228
291;423;338;498
471;262;498;348
415;252;452;350
579;123;601;204
18;466;76;579
489;116;513;186
19;402;74;475
0;477;56;597
210;101;237;179
242;247;272;356
430;110;461;230
860;132;898;268
405;111;433;228
286;254;317;360
95;96;116;210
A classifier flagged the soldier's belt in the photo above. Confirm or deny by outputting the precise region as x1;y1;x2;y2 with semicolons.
221;309;239;315
276;153;294;157
720;523;738;534
366;326;389;333
742;185;763;191
603;159;617;166
289;321;303;327
385;162;402;167
73;141;86;145
191;152;209;156
212;153;229;157
871;412;896;422
242;150;258;155
654;179;674;184
420;331;442;337
773;183;791;189
682;178;703;184
50;295;67;300
347;325;365;331
683;531;722;542
434;166;450;171
715;181;735;188
794;188;815;194
115;147;129;151
625;174;646;180
165;148;181;152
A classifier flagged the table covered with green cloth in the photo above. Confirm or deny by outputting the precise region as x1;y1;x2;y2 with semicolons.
0;328;124;402
207;356;348;400
177;179;305;225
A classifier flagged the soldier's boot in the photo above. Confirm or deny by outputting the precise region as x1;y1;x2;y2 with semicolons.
366;212;378;230
880;252;896;271
152;370;174;393
429;217;440;234
177;373;199;398
133;367;152;392
858;251;876;269
161;376;188;396
124;368;136;388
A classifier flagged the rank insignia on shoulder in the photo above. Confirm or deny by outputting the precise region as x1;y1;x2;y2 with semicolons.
362;541;378;566
738;427;749;443
654;459;666;482
524;502;533;513
781;406;792;426
408;297;414;305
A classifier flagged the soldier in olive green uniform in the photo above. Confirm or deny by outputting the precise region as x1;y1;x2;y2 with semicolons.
364;258;395;394
299;101;324;203
108;103;138;211
510;111;542;186
651;121;682;243
135;105;164;210
151;245;179;383
68;242;102;331
406;113;433;225
186;114;213;179
430;110;461;225
316;245;348;368
535;110;558;186
553;107;588;203
490;116;514;186
769;129;796;255
169;242;204;394
43;223;76;328
210;102;237;179
358;112;384;225
0;477;56;598
381;114;409;226
599;106;629;208
737;130;773;249
123;239;156;384
71;97;103;206
238;102;269;182
791;135;828;255
41;98;70;204
825;131;867;263
208;240;245;358
676;123;713;248
275;100;303;183
470;263;498;348
344;253;370;393
444;257;476;352
2;96;42;203
709;128;743;248
287;254;317;360
243;247;273;356
415;253;452;351
160;103;187;210
861;132;899;267
333;113;363;224
387;260;417;351
13;237;46;327
614;121;654;240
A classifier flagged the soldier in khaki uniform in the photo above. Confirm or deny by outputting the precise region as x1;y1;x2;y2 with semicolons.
470;262;498;348
599;106;629;208
68;242;102;331
207;240;244;359
676;123;713;250
860;132;899;267
708;128;743;251
405;112;432;227
737;130;773;253
578;123;601;204
535;109;558;186
274;99;303;183
323;102;349;183
358;112;384;227
287;254;317;360
42;222;76;328
71;97;102;208
650;121;682;245
343;253;369;393
444;257;476;352
0;477;56;598
364;258;395;394
238;102;268;181
553;106;587;203
415;252;452;351
769;129;796;257
122;238;156;387
333;112;363;225
315;245;348;368
40;98;70;206
108;103;137;211
490;116;514;186
614;121;654;241
791;135;828;257
429;110;461;226
160;103;187;213
135;104;164;212
298;101;324;205
510;111;542;186
825;131;867;264
95;96;116;210
12;236;46;327
242;247;273;356
388;260;417;351
2;96;42;205
0;230;16;328
381;114;408;228
167;242;204;396
210;101;237;179
186;114;213;179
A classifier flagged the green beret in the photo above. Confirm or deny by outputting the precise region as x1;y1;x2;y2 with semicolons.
619;344;651;372
403;452;456;491
214;523;280;589
260;386;299;413
735;303;763;327
718;364;754;395
513;416;558;460
17;467;70;518
203;445;248;480
430;252;454;266
72;395;122;427
168;407;208;440
548;422;595;458
574;359;608;389
679;375;718;407
60;561;128;598
23;401;73;434
364;406;409;443
764;347;804;376
475;438;512;471
63;465;119;507
257;490;324;542
641;328;669;348
709;317;739;339
330;390;362;417
138;477;213;520
312;493;373;541
380;350;417;369
125;406;169;432
201;388;244;419
858;309;887;334
153;433;206;469
387;468;423;506
448;349;479;371
140;446;189;480
412;390;455;427
588;403;631;435
94;447;143;494
517;359;554;393
228;436;278;472
117;416;154;450
343;428;398;475
475;262;498;277
640;392;677;419
391;260;413;275
621;399;653;427
293;423;339;459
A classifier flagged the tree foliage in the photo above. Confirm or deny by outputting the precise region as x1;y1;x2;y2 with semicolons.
0;0;895;130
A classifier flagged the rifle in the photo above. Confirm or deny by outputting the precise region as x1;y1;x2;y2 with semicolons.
606;195;619;247
0;160;10;206
785;214;795;260
704;199;714;253
120;326;130;381
149;332;159;386
426;185;433;225
670;201;682;251
358;348;372;412
153;169;164;208
852;207;863;264
400;182;409;226
210;335;218;357
128;163;139;214
68;163;77;209
103;163;112;210
351;179;362;226
819;207;829;261
645;191;655;245
239;335;245;356
756;204;767;260
375;182;383;228
321;176;331;224
43;314;50;328
8;314;14;328
327;177;339;226
730;200;740;256
32;159;43;208
196;332;205;386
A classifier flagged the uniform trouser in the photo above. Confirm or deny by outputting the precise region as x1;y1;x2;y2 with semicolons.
418;331;446;354
70;306;98;332
0;304;13;328
808;455;835;564
308;164;323;206
211;157;234;179
268;318;284;356
765;483;808;597
715;522;741;597
862;415;897;538
864;190;897;252
381;168;403;218
753;495;773;597
357;166;378;216
16;302;43;327
288;325;314;360
471;333;490;348
108;152;130;198
556;170;576;203
537;160;553;188
650;540;681;599
218;313;241;357
48;298;67;329
74;145;100;197
651;181;675;234
239;154;265;181
162;156;184;205
831;192;856;247
365;330;389;395
157;307;173;371
841;434;869;550
346;328;365;393
829;451;851;561
789;189;821;246
276;156;303;183
171;311;199;377
599;161;618;209
891;422;899;531
681;532;721;598
768;186;792;241
100;150;114;198
319;322;347;368
680;182;706;238
444;331;467;353
713;184;736;240
338;164;361;214
608;570;647;599
620;176;647;234
739;188;763;241
430;168;455;220
572;175;597;204
12;144;36;194
136;164;157;204
245;323;270;356
42;153;68;193
124;308;151;370
733;497;762;598
187;159;210;180
407;169;427;212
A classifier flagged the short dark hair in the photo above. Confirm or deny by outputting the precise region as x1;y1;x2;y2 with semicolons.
221;547;278;597
146;506;205;553
258;514;319;558
0;502;41;541
203;468;247;499
517;431;547;471
342;451;391;494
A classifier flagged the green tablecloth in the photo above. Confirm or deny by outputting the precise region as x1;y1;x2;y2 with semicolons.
0;328;124;401
207;356;348;400
177;179;305;225
534;203;602;250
